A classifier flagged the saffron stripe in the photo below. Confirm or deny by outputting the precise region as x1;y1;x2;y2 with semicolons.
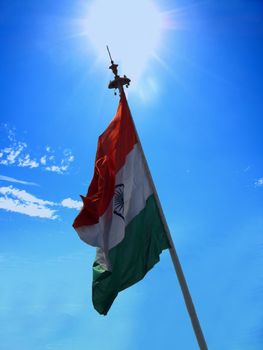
73;93;137;228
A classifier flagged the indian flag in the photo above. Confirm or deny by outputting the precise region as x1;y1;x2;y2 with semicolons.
73;93;170;315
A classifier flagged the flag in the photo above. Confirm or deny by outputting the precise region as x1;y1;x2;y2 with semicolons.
73;92;170;315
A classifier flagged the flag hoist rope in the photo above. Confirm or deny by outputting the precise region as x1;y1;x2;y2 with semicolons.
107;48;208;350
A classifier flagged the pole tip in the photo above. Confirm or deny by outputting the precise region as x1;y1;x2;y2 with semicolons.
106;46;131;95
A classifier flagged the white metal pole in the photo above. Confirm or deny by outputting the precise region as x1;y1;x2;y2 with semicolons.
122;90;208;350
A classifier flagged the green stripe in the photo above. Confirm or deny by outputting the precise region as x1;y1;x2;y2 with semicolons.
92;194;170;315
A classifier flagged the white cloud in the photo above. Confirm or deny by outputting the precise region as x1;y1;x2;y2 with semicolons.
0;175;38;186
45;149;74;174
0;125;75;174
45;165;68;174
18;154;39;168
0;186;57;219
255;177;263;187
40;156;47;165
61;198;82;210
6;143;25;164
0;185;83;219
0;142;27;166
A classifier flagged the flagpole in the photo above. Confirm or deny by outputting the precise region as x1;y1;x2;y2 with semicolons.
106;48;208;350
131;111;208;350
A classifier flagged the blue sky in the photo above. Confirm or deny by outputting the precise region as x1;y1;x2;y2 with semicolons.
0;0;263;349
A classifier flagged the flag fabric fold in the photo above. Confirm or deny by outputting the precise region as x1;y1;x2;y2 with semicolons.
73;92;170;315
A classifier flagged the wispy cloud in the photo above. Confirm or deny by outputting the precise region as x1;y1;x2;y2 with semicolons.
43;147;74;174
0;185;82;219
18;154;39;168
0;175;38;186
0;186;57;219
0;142;27;166
243;166;251;172
61;197;82;210
0;125;74;174
255;177;263;187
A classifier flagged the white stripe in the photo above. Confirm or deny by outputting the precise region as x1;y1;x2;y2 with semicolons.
75;144;153;252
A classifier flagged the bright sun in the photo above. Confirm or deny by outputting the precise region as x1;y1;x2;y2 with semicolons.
82;0;164;85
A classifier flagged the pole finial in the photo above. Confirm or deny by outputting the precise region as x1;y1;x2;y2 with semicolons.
106;45;113;64
106;45;131;95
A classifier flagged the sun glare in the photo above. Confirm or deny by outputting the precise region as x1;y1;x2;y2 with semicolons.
82;0;163;85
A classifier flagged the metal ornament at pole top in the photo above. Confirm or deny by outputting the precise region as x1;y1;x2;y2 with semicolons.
106;45;131;95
